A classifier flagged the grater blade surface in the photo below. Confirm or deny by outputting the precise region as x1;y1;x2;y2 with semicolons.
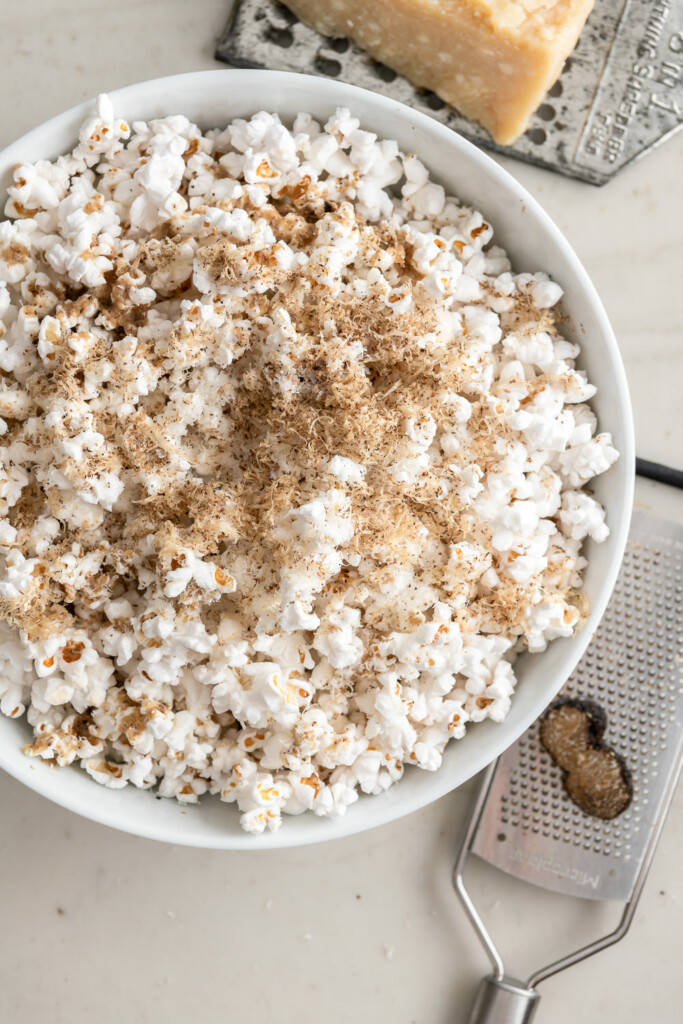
216;0;683;184
471;508;683;902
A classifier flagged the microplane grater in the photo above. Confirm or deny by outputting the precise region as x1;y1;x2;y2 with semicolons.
453;506;683;1024
215;0;683;185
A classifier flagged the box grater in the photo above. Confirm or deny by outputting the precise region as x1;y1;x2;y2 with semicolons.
452;507;683;1023
216;0;683;184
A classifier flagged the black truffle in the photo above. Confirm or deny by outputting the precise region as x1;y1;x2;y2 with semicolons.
539;698;633;820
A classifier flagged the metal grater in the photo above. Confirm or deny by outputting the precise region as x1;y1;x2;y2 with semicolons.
452;506;683;1023
216;0;683;184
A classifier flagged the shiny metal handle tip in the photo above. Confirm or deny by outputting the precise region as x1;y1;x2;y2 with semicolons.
467;976;540;1024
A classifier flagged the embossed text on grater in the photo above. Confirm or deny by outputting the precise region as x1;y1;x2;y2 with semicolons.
470;509;683;902
217;0;683;185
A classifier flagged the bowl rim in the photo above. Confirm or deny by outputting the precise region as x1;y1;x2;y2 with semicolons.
0;68;635;848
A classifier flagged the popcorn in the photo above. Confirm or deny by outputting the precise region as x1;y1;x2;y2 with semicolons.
559;432;619;486
559;491;609;543
328;455;366;486
0;98;618;834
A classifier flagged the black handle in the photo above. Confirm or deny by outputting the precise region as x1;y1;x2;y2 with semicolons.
636;458;683;490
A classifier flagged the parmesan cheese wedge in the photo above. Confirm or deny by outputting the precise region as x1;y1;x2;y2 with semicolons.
282;0;594;145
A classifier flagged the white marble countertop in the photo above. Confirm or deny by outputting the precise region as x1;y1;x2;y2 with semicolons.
0;3;681;1022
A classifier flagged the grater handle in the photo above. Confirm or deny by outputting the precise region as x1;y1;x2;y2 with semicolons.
467;975;540;1024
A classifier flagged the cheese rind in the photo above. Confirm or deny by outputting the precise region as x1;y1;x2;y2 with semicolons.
282;0;594;145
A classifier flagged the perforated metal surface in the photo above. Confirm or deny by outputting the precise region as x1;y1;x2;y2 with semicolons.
216;0;683;185
471;508;683;901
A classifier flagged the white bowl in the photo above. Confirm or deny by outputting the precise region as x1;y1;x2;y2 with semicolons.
0;70;634;849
